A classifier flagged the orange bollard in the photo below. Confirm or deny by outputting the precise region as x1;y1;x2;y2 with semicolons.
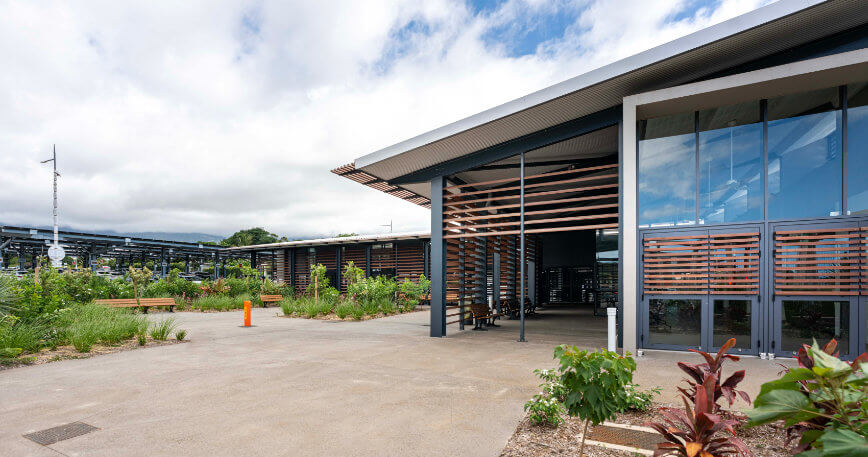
243;300;251;327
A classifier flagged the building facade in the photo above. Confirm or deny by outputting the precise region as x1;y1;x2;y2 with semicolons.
334;0;868;358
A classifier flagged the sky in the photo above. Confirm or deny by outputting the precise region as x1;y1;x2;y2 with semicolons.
0;0;773;239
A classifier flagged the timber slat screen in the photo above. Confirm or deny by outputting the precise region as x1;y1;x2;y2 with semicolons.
396;242;425;282
443;157;617;326
294;249;311;291
774;227;863;296
340;246;367;292
642;232;761;295
710;232;760;295
643;234;710;294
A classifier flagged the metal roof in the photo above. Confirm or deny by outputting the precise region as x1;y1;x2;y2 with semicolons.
340;0;867;200
226;231;431;252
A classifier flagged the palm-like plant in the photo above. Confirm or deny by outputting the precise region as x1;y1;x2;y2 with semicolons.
676;338;750;413
0;275;19;316
648;374;753;457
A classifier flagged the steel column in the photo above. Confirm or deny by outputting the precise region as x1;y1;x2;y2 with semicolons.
519;151;527;342
430;176;446;337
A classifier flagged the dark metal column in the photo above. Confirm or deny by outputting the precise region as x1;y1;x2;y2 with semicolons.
365;245;371;277
430;176;446;337
250;251;258;269
335;246;342;289
289;248;296;289
519;151;526;342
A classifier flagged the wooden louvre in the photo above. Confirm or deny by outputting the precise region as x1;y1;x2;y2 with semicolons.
774;227;863;296
396;242;425;283
294;249;311;291
273;250;289;283
340;246;366;292
864;228;868;295
370;244;395;271
709;232;760;295
315;247;338;271
643;233;710;295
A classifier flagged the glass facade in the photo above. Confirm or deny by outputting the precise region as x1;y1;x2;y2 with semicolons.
698;102;763;223
712;299;751;349
638;113;696;226
768;88;842;219
648;298;701;347
781;300;849;354
848;83;868;215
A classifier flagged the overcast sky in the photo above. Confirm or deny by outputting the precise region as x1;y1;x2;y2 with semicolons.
0;0;771;239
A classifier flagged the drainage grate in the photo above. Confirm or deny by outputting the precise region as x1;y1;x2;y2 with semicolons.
586;424;664;451
23;422;99;445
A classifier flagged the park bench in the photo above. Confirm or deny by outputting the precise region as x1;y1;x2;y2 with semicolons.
468;303;502;330
259;294;283;307
94;298;177;313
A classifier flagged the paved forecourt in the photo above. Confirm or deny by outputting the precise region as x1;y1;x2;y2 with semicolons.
0;308;791;457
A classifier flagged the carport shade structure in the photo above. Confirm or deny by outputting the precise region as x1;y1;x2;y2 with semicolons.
331;0;868;354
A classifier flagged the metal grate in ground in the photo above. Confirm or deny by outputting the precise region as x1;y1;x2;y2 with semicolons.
23;422;99;446
586;423;664;451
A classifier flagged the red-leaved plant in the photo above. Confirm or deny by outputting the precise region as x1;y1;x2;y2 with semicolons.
648;374;753;457
677;338;750;413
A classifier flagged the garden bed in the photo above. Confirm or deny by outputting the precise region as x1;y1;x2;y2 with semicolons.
500;407;788;457
0;337;188;371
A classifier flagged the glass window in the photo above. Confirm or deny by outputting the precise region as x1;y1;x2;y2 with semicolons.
781;300;849;354
648;298;701;347
638;112;696;227
698;102;764;223
767;87;843;219
847;82;868;215
712;299;751;349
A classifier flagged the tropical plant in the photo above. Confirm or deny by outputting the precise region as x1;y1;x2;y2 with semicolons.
648;374;752;457
553;345;637;456
747;339;868;455
175;329;187;341
524;368;567;427
677;338;750;413
342;261;365;287
0;275;20;316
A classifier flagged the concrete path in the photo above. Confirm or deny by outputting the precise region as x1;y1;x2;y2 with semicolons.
0;308;792;457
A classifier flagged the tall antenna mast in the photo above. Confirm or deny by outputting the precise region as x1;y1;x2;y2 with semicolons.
380;219;393;233
41;145;64;267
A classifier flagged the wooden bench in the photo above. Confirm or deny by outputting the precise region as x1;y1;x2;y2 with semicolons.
468;303;502;330
94;298;176;313
259;294;283;307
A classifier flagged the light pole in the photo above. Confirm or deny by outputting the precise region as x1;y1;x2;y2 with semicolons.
41;145;64;268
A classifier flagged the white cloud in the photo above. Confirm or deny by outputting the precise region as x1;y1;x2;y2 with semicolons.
0;0;770;238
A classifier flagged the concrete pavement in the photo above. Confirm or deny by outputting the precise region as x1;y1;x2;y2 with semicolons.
0;308;791;457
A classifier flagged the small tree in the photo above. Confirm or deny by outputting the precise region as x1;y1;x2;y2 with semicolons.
308;264;329;303
342;261;365;288
553;345;637;456
128;266;153;307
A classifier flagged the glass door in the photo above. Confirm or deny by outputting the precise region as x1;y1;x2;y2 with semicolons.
709;295;759;355
642;295;707;351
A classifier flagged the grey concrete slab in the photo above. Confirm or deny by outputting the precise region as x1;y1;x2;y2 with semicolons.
0;306;792;456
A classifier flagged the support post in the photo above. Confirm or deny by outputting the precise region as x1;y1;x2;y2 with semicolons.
160;249;167;278
519;151;526;342
251;251;258;269
335;246;342;290
607;307;617;352
430;176;446;337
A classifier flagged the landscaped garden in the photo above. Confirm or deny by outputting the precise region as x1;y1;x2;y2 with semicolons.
505;339;868;456
278;261;430;320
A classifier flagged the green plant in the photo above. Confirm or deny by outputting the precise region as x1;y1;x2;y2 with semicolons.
149;317;178;341
648;374;752;457
350;305;364;320
553;345;637;456
677;338;750;413
137;332;146;346
127;266;153;308
524;368;567;427
621;383;660;412
343;261;365;287
747;339;868;455
280;298;297;316
335;300;354;319
0;275;19;316
175;329;187;341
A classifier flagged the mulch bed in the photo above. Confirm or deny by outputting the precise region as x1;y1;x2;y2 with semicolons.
0;338;187;371
501;406;789;456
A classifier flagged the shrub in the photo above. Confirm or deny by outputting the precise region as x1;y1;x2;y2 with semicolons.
0;316;48;354
553;346;637;455
149;317;178;341
191;295;244;311
350;305;364;320
379;299;397;315
0;275;20;316
175;329;187;341
280;298;297;316
747;339;868;455
524;369;567;427
677;338;750;413
59;303;145;352
648;375;752;457
621;383;660;412
137;332;146;346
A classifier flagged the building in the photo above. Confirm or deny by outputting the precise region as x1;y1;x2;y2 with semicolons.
333;0;868;359
228;232;430;292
